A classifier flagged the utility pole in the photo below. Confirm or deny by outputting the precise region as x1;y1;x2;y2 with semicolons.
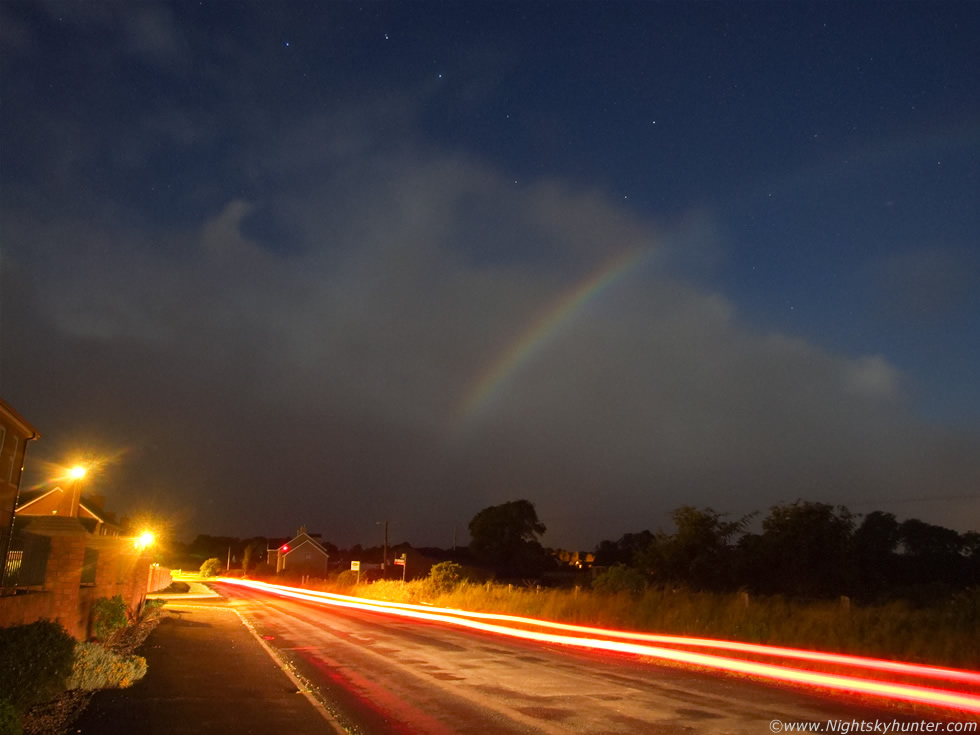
377;520;389;576
226;546;231;571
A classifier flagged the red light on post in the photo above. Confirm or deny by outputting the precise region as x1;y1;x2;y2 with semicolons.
281;544;289;553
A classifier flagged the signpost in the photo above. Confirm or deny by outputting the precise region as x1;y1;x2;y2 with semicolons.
351;560;360;584
394;553;406;581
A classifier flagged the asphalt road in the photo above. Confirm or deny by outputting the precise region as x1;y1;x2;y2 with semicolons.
212;582;969;735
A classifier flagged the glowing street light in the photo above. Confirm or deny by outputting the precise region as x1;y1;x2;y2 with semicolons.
134;530;155;550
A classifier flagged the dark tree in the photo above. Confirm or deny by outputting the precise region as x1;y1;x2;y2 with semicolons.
741;501;854;598
468;499;548;576
897;518;968;592
962;532;980;588
594;530;654;567
640;506;750;591
852;511;900;599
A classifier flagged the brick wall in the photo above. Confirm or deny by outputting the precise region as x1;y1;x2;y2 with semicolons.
147;564;173;593
0;522;169;638
0;589;53;629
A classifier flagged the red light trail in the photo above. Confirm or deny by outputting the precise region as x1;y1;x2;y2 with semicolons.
218;578;980;714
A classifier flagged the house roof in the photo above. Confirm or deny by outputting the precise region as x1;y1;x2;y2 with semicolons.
0;397;40;439
16;487;121;529
15;487;65;512
281;531;329;557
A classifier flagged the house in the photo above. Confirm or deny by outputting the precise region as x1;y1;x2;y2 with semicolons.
553;549;596;569
273;526;330;577
0;403;167;637
14;488;123;537
0;398;41;588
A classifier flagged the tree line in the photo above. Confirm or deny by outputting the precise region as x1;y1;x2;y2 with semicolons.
168;499;978;603
593;502;979;602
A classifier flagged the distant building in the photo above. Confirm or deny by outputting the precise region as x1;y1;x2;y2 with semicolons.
553;549;595;569
274;526;330;576
0;398;41;588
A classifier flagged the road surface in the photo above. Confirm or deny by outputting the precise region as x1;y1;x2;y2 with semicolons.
214;582;961;734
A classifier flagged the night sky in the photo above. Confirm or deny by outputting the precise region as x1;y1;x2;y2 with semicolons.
2;1;978;550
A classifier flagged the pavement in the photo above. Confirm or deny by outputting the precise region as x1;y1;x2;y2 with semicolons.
72;579;346;735
146;579;221;600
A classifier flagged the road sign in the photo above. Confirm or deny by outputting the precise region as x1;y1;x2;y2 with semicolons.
394;555;406;566
351;561;360;571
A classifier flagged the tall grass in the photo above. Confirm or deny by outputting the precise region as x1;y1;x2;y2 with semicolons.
308;578;978;669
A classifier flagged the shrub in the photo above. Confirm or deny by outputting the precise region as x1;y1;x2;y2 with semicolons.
250;562;275;579
158;581;190;594
143;599;166;614
334;570;359;587
91;596;129;641
0;620;75;712
429;562;463;592
67;642;147;691
0;698;22;735
592;565;648;596
199;558;222;578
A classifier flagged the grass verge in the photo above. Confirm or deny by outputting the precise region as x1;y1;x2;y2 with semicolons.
306;578;978;670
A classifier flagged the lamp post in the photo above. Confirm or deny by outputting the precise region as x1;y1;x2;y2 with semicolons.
68;465;86;517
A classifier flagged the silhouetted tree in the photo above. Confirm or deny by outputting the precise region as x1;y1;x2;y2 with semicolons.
740;501;854;598
640;506;751;591
851;511;900;600
962;532;980;588
594;530;654;567
897;518;968;593
468;499;549;576
242;544;259;576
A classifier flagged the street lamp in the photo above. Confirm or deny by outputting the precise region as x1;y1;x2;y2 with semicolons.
68;465;86;517
134;530;155;551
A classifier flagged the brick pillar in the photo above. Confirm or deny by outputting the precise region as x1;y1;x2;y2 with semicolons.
45;534;87;638
94;544;121;597
118;550;150;615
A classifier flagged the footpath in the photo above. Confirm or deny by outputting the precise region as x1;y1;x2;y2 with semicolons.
72;580;344;734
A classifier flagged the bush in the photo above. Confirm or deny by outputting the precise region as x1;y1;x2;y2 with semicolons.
334;570;359;587
200;558;222;578
0;620;75;712
0;698;21;735
92;596;129;641
592;565;648;596
67;642;147;690
429;562;464;592
158;581;190;594
250;562;275;579
143;599;166;614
